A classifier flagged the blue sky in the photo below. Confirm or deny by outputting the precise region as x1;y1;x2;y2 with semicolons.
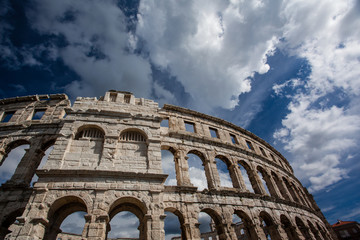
1;0;360;236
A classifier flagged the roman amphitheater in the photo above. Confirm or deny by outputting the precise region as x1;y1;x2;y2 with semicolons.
0;90;337;240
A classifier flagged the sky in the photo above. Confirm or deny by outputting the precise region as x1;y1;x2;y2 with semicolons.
1;0;360;237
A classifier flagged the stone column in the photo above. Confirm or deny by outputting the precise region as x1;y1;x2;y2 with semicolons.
253;221;268;240
146;214;165;240
262;172;282;198
248;170;267;195
175;150;192;186
85;214;109;240
228;164;247;191
280;178;294;202
203;152;219;190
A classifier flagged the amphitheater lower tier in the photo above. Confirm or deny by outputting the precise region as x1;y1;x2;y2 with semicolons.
0;91;337;239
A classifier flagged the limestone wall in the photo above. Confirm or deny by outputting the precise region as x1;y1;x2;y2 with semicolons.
0;91;337;240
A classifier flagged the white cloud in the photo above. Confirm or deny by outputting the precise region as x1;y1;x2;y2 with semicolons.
271;0;360;192
161;150;177;185
136;0;281;111
26;0;153;99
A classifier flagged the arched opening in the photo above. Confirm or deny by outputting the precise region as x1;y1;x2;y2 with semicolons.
316;223;328;240
108;211;140;239
44;196;88;240
283;178;299;203
237;161;255;193
187;151;207;190
308;220;322;240
161;147;177;186
295;217;312;239
215;156;234;188
107;197;147;239
233;210;258;240
199;209;225;240
259;211;281;240
280;215;300;240
164;208;185;240
30;141;55;186
215;156;233;188
0;208;25;239
271;172;290;200
0;141;29;184
57;211;87;239
257;168;271;196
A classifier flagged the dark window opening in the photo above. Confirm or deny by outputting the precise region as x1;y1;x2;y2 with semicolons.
260;147;267;157
209;127;219;138
245;140;254;150
75;128;104;140
124;94;131;103
110;93;117;102
270;154;276;162
185;121;195;133
161;118;169;127
1;111;15;122
230;134;238;144
32;109;46;120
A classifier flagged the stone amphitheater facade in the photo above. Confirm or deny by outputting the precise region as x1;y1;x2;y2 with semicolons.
0;90;337;240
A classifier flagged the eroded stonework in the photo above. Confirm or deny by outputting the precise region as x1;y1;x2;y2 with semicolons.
0;91;337;240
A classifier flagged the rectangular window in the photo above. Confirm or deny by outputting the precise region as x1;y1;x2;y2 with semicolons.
1;111;15;122
161;118;169;127
259;147;267;156
245;140;254;150
185;121;195;133
109;92;117;102
124;94;131;103
32;109;46;120
230;134;238;144
270;153;276;161
209;127;219;138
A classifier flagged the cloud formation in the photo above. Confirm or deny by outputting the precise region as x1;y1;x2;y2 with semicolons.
273;0;360;192
0;0;359;195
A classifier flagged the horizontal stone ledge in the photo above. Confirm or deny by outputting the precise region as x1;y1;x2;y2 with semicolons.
36;169;168;182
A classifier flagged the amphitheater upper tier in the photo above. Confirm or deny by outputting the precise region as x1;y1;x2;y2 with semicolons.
0;91;336;240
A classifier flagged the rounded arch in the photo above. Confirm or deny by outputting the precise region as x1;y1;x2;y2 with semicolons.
237;160;256;193
40;138;57;152
238;159;252;171
164;207;186;240
215;155;234;188
295;216;312;239
307;220;322;240
280;214;300;240
200;208;226;239
233;209;258;240
74;124;105;140
215;155;232;168
187;149;206;163
108;196;147;220
259;211;281;240
119;128;148;142
108;196;148;239
1;139;30;163
161;145;177;154
44;195;88;240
